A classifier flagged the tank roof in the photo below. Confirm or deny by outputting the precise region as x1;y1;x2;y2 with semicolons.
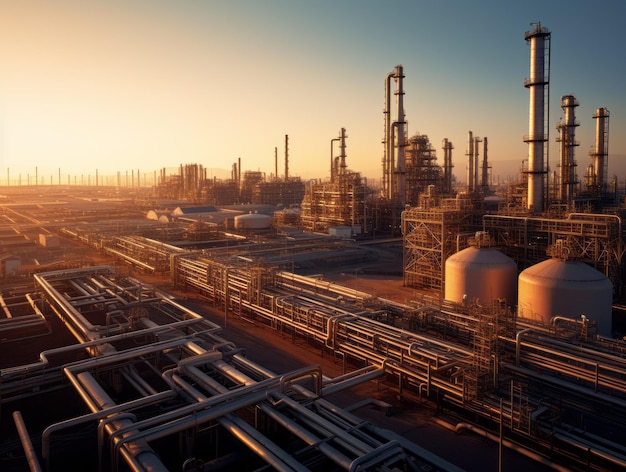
235;213;271;219
521;258;608;282
447;246;516;265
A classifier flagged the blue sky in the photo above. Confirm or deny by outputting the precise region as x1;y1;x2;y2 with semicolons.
1;0;624;185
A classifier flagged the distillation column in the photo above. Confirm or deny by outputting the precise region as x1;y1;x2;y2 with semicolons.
330;128;348;182
589;107;610;193
524;23;551;213
442;138;454;194
556;94;579;203
339;127;347;174
481;137;490;191
393;66;407;206
330;136;340;183
466;131;474;192
284;135;289;181
383;65;407;205
474;136;482;191
383;71;393;200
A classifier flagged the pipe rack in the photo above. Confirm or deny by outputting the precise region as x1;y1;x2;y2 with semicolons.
2;266;468;472
5;238;626;470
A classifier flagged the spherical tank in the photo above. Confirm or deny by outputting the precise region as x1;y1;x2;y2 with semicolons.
517;259;613;336
444;246;518;306
234;213;271;230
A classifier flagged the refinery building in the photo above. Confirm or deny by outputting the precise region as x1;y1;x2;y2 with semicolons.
2;22;626;472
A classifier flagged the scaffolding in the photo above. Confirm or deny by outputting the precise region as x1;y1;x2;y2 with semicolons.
483;212;625;300
300;171;367;234
404;133;445;205
402;196;480;291
252;179;305;207
239;171;264;204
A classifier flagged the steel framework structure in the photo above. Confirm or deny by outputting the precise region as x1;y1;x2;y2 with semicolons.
402;197;480;291
483;213;625;300
300;172;367;234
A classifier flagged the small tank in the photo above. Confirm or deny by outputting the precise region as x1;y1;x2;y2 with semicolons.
517;244;613;337
445;232;517;306
234;212;271;230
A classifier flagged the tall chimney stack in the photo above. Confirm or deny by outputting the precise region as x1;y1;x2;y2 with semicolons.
524;22;551;212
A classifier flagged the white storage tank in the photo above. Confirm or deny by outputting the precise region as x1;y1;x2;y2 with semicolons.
329;226;352;238
234;213;271;230
517;256;613;337
444;232;517;306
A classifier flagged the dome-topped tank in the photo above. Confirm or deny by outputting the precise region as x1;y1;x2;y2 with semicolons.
445;232;518;306
517;257;613;337
234;213;271;230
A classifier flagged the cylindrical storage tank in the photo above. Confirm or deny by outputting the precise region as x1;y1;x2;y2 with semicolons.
445;246;518;306
234;213;271;230
518;259;613;337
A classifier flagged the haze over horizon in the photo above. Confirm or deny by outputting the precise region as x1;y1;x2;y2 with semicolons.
1;1;624;185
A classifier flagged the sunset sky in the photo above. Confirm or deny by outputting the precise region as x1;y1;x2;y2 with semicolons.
1;0;624;185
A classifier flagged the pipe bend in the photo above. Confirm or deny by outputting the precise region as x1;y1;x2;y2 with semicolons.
515;328;533;367
279;365;323;396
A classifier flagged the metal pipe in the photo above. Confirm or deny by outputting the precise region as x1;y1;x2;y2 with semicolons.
109;365;322;449
516;328;533;367
221;415;309;472
437;420;570;472
512;338;626;395
12;411;43;472
257;397;354;469
299;387;466;472
97;412;137;472
348;440;403;471
322;362;386;396
41;390;176;466
61;338;197;412
554;422;626;457
504;362;626;410
113;367;316;472
1;316;207;379
35;272;102;340
270;390;375;455
23;238;626;471
549;428;626;469
66;370;169;472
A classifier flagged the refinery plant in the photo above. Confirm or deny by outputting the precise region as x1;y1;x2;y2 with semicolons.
2;22;626;472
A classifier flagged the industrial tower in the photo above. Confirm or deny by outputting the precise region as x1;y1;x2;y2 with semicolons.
524;22;551;213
